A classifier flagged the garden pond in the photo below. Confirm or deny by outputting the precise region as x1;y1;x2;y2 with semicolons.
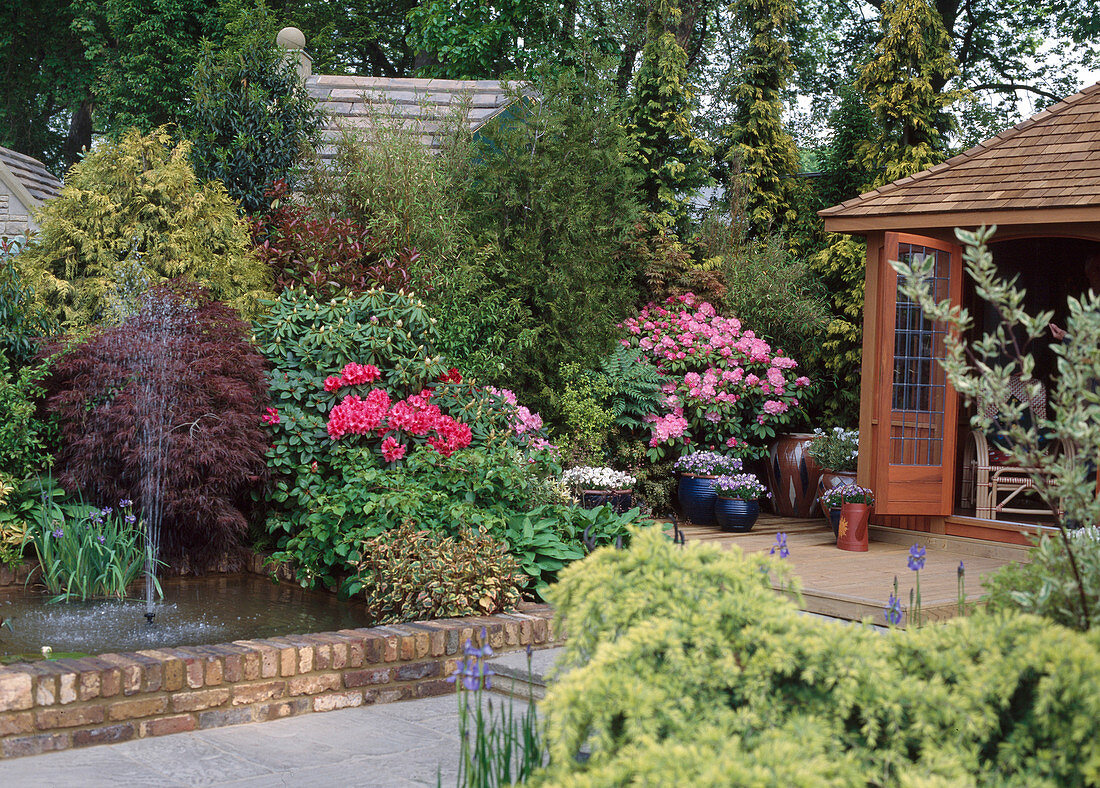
0;574;374;663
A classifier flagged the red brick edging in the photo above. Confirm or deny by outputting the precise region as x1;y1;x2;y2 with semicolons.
0;604;558;759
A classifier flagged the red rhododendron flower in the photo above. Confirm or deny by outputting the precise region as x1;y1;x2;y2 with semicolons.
261;407;280;425
438;368;462;384
340;362;381;386
380;436;407;462
323;375;343;392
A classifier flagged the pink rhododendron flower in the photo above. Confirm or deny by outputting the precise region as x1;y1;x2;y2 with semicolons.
381;436;407;462
324;375;343;392
340;362;381;386
261;407;280;425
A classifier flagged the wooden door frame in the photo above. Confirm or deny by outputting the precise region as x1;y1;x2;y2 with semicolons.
868;232;963;516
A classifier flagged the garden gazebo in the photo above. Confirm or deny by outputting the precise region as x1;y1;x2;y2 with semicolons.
0;145;60;238
820;81;1100;544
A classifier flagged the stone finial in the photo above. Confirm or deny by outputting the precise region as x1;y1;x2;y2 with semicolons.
276;27;306;51
275;27;311;80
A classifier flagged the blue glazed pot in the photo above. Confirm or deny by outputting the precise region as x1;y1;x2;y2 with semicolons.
828;507;842;538
678;474;718;525
715;498;760;532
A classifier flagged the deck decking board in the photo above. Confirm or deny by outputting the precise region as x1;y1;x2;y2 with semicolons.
672;514;1025;626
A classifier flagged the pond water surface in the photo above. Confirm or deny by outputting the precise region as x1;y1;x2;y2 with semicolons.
0;574;374;662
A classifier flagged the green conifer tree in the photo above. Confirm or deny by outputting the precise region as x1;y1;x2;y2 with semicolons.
809;0;959;425
856;0;959;187
626;0;712;227
725;0;801;239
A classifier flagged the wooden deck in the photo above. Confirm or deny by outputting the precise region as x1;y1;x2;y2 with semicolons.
672;514;1031;626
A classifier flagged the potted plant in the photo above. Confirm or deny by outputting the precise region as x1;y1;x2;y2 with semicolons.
836;485;874;552
561;466;637;513
713;473;770;532
673;451;743;525
806;427;860;518
820;484;855;537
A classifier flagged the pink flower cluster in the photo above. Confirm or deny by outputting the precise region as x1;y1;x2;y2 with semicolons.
324;362;381;392
261;407;280;426
323;367;472;459
621;293;810;451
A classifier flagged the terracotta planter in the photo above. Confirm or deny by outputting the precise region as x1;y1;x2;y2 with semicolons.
678;474;718;525
837;502;871;552
715;498;759;532
766;433;823;518
817;469;858;519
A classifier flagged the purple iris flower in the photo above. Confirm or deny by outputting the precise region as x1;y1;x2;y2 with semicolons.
125;513;136;525
97;535;106;545
770;532;790;559
908;544;926;571
51;528;64;539
119;499;132;508
884;594;904;626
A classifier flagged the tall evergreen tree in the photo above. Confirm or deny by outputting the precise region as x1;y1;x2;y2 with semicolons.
856;0;959;187
809;0;959;426
626;0;712;226
725;0;800;238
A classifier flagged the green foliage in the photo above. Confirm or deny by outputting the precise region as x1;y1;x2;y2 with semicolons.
345;522;524;624
725;0;801;238
23;491;148;603
16;128;271;329
0;238;58;368
856;0;959;188
185;31;322;215
805;233;866;426
626;0;712;226
599;345;666;434
407;0;554;79
985;529;1100;632
0;0;93;174
531;528;1100;785
450;68;645;413
300;101;468;289
556;363;614;465
611;439;678;515
896;226;1100;629
253;287;446;526
817;84;875;207
0;354;53;483
695;225;830;365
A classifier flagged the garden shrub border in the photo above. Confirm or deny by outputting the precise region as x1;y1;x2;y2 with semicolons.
0;558;559;759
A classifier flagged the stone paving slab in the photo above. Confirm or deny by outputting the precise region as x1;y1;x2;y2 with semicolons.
0;693;530;787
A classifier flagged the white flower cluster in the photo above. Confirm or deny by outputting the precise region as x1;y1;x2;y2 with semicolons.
561;466;637;491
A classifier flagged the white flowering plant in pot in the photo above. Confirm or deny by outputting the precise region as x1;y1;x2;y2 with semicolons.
561;466;637;492
806;427;859;472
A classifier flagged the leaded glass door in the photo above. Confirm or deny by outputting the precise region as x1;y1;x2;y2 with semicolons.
873;233;962;516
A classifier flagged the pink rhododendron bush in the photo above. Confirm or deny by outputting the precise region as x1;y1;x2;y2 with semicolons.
621;293;811;460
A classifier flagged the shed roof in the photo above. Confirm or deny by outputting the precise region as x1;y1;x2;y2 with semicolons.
821;81;1100;232
305;75;526;162
0;146;61;204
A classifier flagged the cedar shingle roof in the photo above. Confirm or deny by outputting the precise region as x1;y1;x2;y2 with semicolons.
305;75;526;161
820;81;1100;226
0;146;61;203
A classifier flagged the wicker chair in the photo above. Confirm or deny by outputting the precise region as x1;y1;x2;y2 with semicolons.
960;376;1073;521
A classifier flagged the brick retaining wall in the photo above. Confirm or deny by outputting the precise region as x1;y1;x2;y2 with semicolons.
0;605;558;759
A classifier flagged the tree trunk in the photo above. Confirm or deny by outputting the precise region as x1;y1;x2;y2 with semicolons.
63;96;94;170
